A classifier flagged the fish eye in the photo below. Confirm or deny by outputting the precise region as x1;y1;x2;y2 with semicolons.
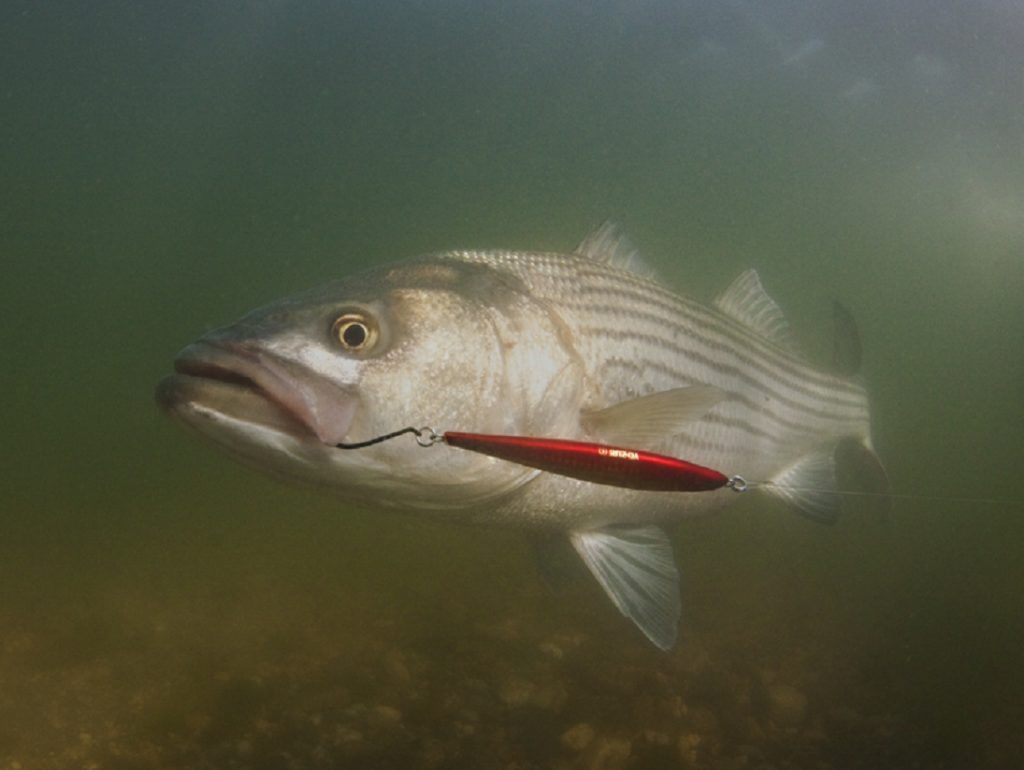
331;312;377;352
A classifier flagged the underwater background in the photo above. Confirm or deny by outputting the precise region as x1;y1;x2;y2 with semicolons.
2;1;1023;768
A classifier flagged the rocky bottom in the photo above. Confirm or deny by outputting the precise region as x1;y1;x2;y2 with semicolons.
0;585;1007;770
0;517;1020;770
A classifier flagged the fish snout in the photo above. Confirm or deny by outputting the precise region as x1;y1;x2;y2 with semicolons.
159;340;360;446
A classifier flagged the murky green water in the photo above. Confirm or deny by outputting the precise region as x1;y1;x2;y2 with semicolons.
2;2;1023;768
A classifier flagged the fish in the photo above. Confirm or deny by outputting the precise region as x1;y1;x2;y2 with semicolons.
156;223;888;649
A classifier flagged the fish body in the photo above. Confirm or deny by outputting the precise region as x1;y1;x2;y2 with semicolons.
157;224;887;648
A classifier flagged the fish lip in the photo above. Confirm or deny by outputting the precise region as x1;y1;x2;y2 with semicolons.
162;340;358;446
155;371;315;443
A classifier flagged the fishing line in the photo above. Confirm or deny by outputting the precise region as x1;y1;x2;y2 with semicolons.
335;427;1016;506
741;483;1011;507
335;426;440;449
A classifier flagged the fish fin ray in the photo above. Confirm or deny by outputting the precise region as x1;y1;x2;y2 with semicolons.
764;437;890;524
581;385;726;449
570;526;680;650
764;444;842;524
575;221;658;280
834;436;890;520
714;269;801;354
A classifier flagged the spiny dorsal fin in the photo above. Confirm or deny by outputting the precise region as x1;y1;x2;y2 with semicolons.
575;221;657;279
714;269;800;353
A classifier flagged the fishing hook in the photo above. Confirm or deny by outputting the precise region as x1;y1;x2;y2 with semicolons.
335;426;440;449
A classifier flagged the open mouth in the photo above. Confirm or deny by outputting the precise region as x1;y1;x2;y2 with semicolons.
156;341;357;445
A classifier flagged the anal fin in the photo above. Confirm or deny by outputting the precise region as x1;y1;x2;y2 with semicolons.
764;437;890;524
570;526;681;650
765;446;842;524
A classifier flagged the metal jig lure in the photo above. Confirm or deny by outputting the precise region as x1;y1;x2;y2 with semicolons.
337;428;743;494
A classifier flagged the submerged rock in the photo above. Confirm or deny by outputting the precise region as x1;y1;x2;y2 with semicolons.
687;706;720;733
333;725;364;747
560;722;596;752
531;679;568;712
765;684;807;727
585;736;632;770
677;732;702;765
381;648;411;685
366;704;402;729
497;677;536;708
538;641;564;660
497;676;567;712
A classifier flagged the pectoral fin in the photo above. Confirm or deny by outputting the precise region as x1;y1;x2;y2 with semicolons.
570;526;681;650
581;385;725;449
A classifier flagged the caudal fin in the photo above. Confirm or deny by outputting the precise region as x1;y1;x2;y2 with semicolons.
832;301;862;377
834;436;891;520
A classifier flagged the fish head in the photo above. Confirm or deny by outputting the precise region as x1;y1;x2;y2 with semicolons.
157;256;583;512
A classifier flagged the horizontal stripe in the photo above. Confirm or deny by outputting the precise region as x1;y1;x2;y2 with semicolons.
571;279;865;402
582;325;868;426
448;250;872;457
589;358;815;442
593;356;864;441
579;308;867;412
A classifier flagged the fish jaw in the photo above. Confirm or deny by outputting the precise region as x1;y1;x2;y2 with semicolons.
156;339;359;451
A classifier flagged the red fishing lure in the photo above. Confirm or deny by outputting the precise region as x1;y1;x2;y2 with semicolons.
441;431;730;492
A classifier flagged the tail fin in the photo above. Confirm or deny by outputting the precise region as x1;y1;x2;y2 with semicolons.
834;436;891;520
832;301;862;377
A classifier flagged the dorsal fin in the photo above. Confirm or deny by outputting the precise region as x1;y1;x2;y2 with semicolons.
575;221;657;279
714;269;800;353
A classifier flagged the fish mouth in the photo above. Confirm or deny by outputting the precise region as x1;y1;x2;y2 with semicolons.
156;341;358;446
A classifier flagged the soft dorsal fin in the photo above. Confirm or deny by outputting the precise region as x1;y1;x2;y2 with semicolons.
575;221;657;279
714;269;800;353
581;385;725;450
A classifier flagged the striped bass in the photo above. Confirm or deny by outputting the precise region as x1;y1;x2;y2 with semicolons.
156;223;888;648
